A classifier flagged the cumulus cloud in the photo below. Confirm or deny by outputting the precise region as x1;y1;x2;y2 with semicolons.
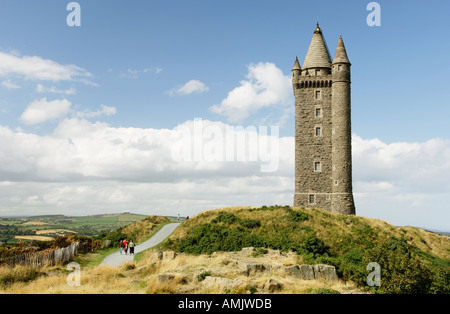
210;62;292;123
19;97;72;125
1;79;20;90
168;80;209;96
0;118;290;182
0;51;93;83
351;135;450;227
0;118;448;229
36;84;76;95
352;135;450;194
0;118;294;216
75;104;117;119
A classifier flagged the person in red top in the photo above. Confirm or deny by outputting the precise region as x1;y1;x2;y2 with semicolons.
123;238;128;255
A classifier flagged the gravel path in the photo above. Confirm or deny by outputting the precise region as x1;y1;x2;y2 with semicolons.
100;223;180;267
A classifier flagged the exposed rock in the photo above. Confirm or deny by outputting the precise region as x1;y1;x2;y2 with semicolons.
234;260;337;281
267;249;282;257
149;251;179;262
300;264;316;280
240;247;256;256
262;279;282;293
284;264;336;281
162;251;178;259
157;273;190;284
148;251;163;262
313;264;338;281
284;265;315;280
202;276;245;290
157;273;175;283
238;261;270;276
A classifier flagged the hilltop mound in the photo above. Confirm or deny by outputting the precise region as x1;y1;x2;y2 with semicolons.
163;206;449;293
96;215;170;245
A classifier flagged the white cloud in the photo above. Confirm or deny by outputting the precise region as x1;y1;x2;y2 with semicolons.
120;67;163;79
19;97;72;125
36;84;76;95
1;79;20;90
210;62;292;123
0;51;93;83
352;135;450;228
0;119;448;230
75;104;117;119
177;80;209;95
168;80;209;96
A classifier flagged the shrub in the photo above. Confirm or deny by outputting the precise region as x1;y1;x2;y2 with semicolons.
197;271;211;282
212;212;261;229
299;233;328;258
175;223;264;254
284;207;309;222
212;212;239;224
364;236;437;294
240;219;261;229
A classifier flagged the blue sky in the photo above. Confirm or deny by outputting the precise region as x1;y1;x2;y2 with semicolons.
0;1;449;231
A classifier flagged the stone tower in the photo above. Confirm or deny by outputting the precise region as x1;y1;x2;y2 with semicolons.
292;24;355;215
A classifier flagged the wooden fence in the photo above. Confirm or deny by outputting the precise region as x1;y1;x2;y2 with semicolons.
0;242;80;268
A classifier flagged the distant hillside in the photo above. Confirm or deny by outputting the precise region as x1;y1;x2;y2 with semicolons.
163;205;450;294
0;212;149;244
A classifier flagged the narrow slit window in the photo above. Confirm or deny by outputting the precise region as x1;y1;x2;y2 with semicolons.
315;108;322;117
315;127;322;136
315;90;321;100
314;162;321;172
309;194;315;204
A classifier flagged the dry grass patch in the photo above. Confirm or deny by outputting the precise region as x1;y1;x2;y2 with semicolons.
22;221;47;226
35;229;76;235
14;235;54;241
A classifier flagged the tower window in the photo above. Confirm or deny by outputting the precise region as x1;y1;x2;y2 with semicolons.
314;162;321;172
338;65;342;71
315;69;320;76
315;90;321;100
315;126;322;136
309;194;315;204
334;180;339;186
315;108;322;117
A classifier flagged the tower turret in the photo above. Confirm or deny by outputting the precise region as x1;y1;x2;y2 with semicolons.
292;57;301;90
302;23;332;76
331;36;355;215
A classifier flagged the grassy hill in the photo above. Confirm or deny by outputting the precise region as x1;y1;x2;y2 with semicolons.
0;207;448;294
162;205;449;294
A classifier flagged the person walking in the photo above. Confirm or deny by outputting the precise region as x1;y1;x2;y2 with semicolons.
123;238;128;255
119;240;123;255
129;240;135;255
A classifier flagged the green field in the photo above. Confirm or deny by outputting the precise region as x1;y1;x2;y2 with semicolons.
0;212;149;244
